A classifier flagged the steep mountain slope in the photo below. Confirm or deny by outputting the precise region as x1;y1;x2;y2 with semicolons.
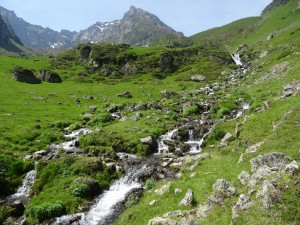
192;0;300;51
0;15;23;52
0;6;182;49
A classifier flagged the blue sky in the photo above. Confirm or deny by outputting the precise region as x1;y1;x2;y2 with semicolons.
1;0;272;36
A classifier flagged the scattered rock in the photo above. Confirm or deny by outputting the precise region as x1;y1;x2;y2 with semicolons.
238;171;250;185
83;95;94;100
89;105;97;112
209;179;236;204
160;90;178;99
245;141;264;154
283;80;300;97
250;152;291;173
155;182;172;196
148;217;179;225
174;188;183;195
117;91;133;98
179;189;194;207
82;113;92;121
267;33;274;40
149;200;158;206
232;194;254;222
256;180;280;209
38;69;62;83
12;67;41;84
191;75;206;82
284;160;299;176
140;136;158;154
219;133;235;148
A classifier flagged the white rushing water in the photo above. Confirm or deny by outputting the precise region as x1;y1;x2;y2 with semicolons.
157;127;207;154
50;128;91;152
231;54;243;66
157;129;178;154
8;169;36;201
53;166;143;225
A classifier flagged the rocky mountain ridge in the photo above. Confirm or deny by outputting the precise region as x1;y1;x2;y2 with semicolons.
0;14;22;52
0;6;182;50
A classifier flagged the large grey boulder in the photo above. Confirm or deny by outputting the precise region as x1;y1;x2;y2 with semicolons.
39;69;62;83
250;152;291;173
12;67;41;84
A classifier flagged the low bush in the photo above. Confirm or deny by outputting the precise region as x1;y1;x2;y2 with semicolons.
28;203;65;222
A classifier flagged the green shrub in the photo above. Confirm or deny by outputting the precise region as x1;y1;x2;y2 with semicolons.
217;107;231;118
207;126;226;143
70;182;89;197
28;203;65;222
145;179;155;191
183;105;199;117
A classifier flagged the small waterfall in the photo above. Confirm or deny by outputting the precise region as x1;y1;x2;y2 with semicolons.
49;128;91;153
157;129;178;154
231;54;243;66
53;165;144;225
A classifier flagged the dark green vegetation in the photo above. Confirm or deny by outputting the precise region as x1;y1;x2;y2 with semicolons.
0;0;300;224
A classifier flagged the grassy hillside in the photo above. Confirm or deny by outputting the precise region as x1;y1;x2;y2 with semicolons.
0;0;300;224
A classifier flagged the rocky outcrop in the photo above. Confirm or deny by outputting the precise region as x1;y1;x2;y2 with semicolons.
283;80;300;97
12;67;41;84
178;189;194;207
191;75;206;82
262;0;290;14
38;69;62;83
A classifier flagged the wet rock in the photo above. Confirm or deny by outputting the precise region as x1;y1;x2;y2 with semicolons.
155;182;172;196
191;75;206;82
232;194;254;222
238;171;250;185
140;136;158;153
12;67;41;84
180;143;191;153
117;91;133;98
39;69;62;83
250;152;291;173
179;189;194;207
75;178;102;197
11;200;25;217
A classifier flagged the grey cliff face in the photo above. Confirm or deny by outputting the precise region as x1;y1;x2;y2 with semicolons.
0;14;22;51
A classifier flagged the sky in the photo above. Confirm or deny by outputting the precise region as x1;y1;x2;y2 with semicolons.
1;0;272;36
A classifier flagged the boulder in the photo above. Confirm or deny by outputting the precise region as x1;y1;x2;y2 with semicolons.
160;90;178;99
283;81;300;97
39;69;62;83
89;105;97;112
148;217;179;225
232;194;254;222
284;160;299;176
159;53;174;73
11;200;25;217
210;179;236;204
117;91;133;98
245;142;264;154
12;67;41;84
238;171;250;185
250;152;291;173
140;136;158;153
256;180;280;209
149;200;158;206
174;188;183;195
219;133;235;148
75;178;102;197
191;75;206;82
267;33;274;40
178;189;194;207
155;182;172;196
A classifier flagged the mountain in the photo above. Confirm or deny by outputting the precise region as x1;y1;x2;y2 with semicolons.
0;14;23;52
0;6;182;49
72;6;183;46
191;0;300;50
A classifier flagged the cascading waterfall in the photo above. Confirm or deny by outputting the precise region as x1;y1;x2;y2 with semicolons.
53;165;144;225
49;128;91;153
157;129;178;154
231;53;243;66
